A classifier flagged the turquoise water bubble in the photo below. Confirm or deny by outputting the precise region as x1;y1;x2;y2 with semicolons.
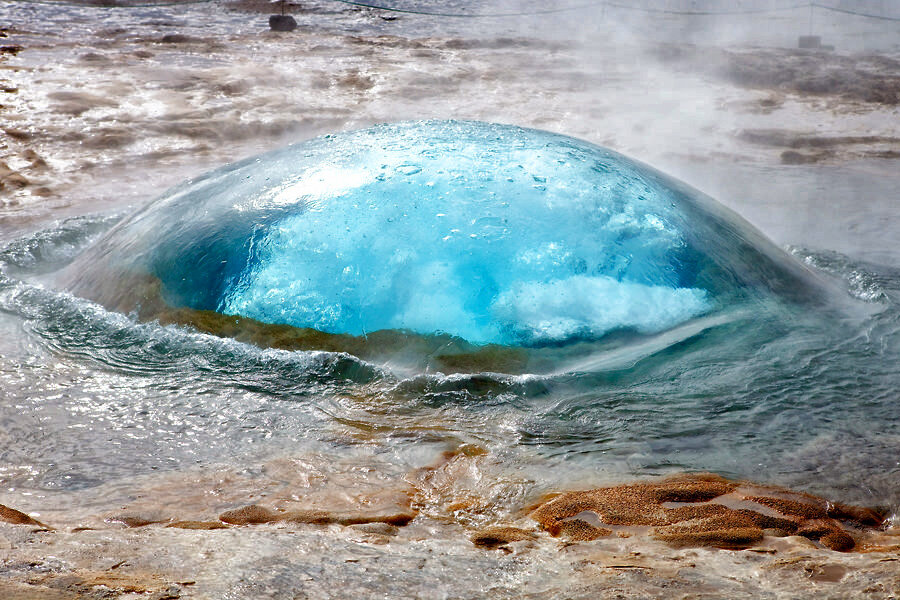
63;120;824;348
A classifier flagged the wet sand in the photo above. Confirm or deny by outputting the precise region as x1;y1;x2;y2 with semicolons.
1;1;899;597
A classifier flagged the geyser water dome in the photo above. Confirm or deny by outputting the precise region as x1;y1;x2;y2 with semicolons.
64;121;825;358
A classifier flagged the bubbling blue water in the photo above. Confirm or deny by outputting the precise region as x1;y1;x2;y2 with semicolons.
8;124;898;511
63;121;824;348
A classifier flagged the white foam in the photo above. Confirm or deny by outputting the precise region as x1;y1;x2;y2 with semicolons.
491;275;711;343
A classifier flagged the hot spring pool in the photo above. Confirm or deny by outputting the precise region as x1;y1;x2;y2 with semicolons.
0;121;898;538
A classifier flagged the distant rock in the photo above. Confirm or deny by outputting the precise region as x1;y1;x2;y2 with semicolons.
217;503;417;527
167;520;230;530
0;503;48;528
106;511;171;528
528;473;886;552
160;34;202;44
269;15;298;32
471;526;536;549
219;504;279;525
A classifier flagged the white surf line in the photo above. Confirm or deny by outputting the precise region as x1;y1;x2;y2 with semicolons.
553;309;748;376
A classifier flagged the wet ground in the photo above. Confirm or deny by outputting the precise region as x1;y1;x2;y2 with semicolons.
1;1;899;597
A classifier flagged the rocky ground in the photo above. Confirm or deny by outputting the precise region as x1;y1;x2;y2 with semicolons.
1;2;899;597
1;450;899;599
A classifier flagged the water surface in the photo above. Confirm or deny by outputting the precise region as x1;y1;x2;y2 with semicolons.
1;0;898;557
